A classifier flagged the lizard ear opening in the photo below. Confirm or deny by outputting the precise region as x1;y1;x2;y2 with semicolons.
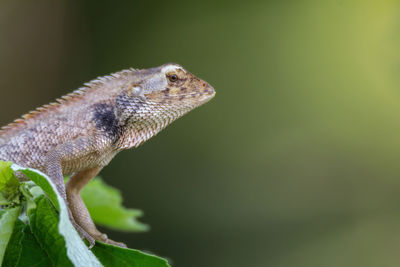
130;85;143;96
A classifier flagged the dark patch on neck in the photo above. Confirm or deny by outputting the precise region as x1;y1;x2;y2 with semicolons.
116;93;146;126
92;103;120;139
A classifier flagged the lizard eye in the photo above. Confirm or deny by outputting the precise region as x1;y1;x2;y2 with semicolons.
168;74;178;82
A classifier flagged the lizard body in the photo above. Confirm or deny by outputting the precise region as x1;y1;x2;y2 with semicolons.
0;63;215;247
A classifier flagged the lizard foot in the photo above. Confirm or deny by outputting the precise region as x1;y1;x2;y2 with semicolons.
66;207;96;248
94;233;128;248
67;207;126;248
71;220;96;248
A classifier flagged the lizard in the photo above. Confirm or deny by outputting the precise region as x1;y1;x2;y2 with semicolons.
0;63;215;248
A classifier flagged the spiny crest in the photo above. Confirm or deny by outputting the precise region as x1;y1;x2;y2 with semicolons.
84;68;137;88
0;68;138;140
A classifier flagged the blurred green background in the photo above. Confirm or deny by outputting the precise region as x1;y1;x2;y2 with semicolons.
1;0;400;266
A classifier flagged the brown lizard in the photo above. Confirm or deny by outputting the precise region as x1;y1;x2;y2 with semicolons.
0;63;215;248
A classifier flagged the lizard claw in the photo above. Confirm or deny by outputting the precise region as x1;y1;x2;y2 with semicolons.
67;207;97;248
86;235;96;249
72;220;96;249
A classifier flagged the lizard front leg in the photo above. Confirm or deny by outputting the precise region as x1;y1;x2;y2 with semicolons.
66;167;127;248
45;137;99;248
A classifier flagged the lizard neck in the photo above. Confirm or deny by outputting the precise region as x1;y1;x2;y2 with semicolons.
115;104;191;150
116;120;169;150
114;92;197;150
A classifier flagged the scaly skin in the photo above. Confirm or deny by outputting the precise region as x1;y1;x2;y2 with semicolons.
0;63;215;248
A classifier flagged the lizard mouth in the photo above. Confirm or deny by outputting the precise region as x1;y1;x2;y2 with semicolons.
144;83;215;106
183;83;215;107
200;84;216;103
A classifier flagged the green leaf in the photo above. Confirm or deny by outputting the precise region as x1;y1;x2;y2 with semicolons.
14;224;52;267
0;207;21;266
92;242;170;267
2;219;25;267
28;195;73;266
81;178;149;232
3;218;52;267
0;161;15;191
19;183;37;215
0;161;20;205
12;165;103;267
0;193;8;206
3;163;171;267
17;168;59;211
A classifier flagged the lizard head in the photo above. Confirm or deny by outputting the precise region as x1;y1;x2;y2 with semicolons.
141;63;215;106
116;63;215;149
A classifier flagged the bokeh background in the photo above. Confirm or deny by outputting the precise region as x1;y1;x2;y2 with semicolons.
1;0;400;266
